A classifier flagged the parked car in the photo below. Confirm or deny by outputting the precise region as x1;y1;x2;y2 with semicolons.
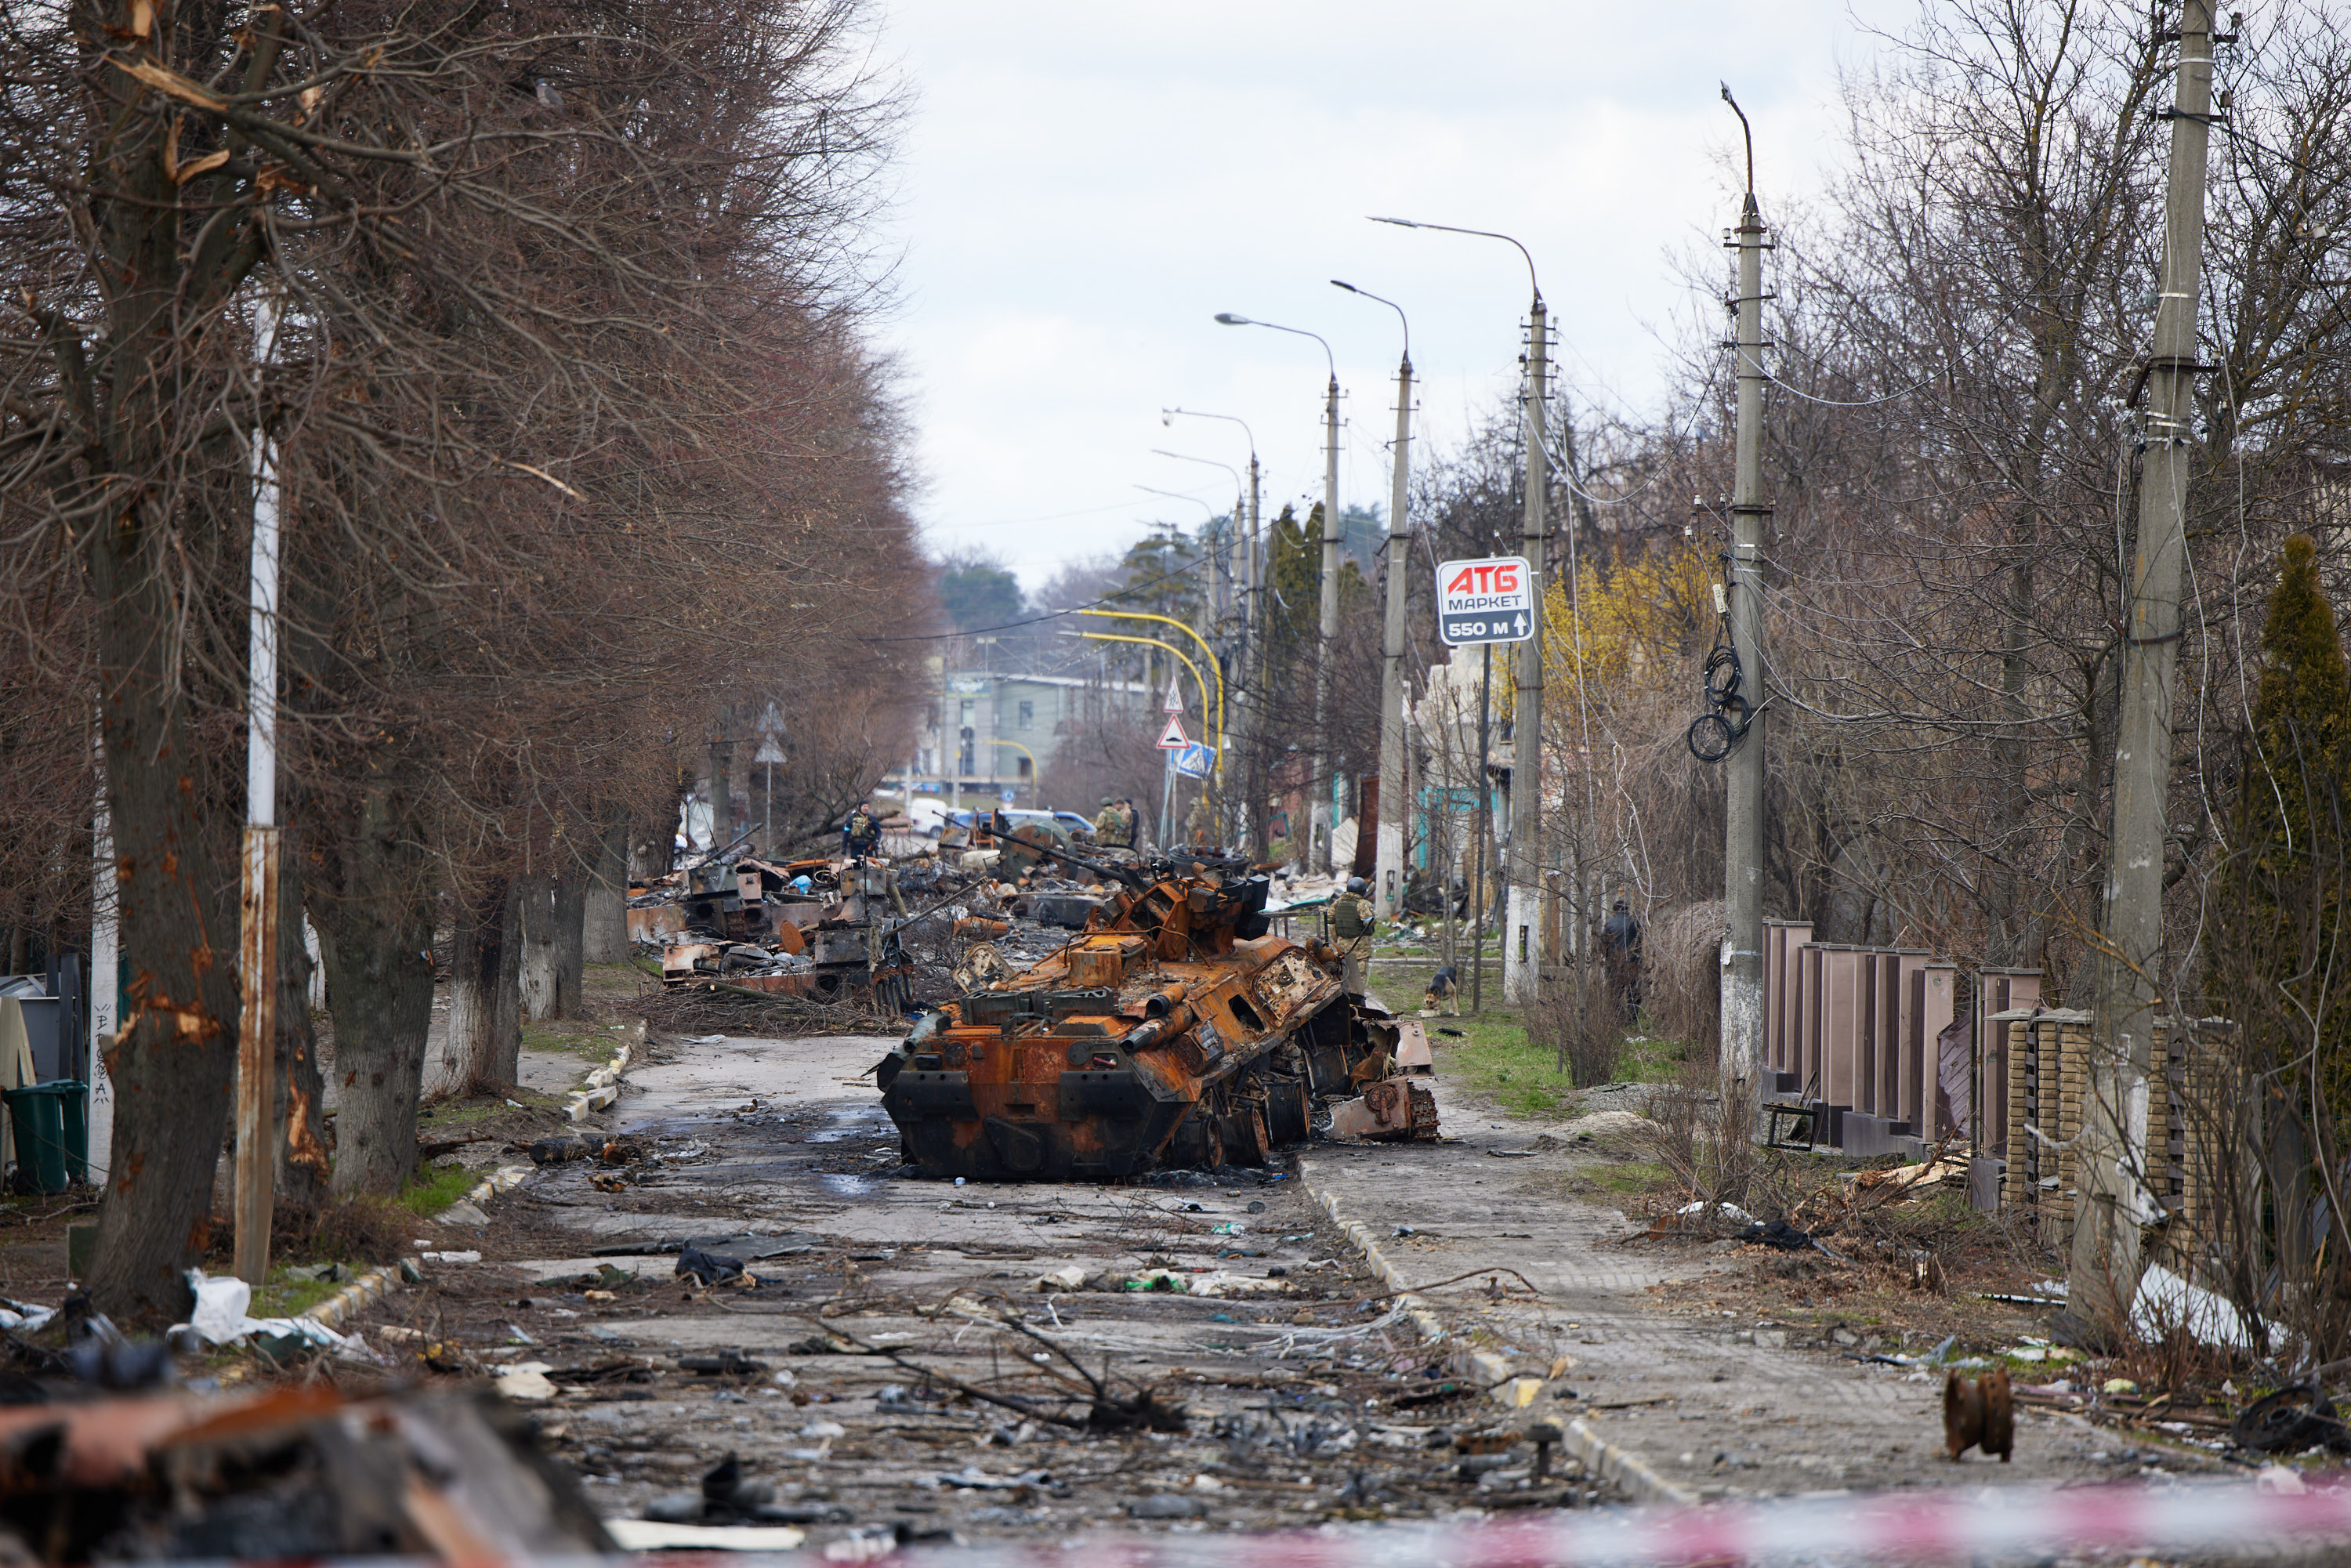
941;807;1096;845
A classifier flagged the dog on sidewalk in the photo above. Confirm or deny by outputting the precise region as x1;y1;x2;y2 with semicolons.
1422;964;1461;1017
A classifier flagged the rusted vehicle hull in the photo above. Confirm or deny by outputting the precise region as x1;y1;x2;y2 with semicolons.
877;867;1429;1180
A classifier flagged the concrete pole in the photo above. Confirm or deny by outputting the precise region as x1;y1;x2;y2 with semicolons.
87;740;116;1186
1242;456;1261;853
1473;644;1493;1012
234;294;284;1287
1722;189;1771;1124
1375;351;1415;922
1313;375;1342;875
2078;0;2216;1333
1502;299;1548;1002
708;726;732;853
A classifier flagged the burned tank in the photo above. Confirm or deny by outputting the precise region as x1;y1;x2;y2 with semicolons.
877;858;1435;1180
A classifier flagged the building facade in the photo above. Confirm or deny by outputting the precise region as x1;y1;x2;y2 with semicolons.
890;660;1149;813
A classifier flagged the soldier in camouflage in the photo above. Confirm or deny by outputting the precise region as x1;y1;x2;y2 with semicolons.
1094;796;1135;849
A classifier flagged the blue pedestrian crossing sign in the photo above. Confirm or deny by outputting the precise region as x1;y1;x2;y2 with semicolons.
1172;743;1215;780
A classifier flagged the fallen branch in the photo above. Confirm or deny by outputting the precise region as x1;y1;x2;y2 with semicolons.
803;1307;1185;1433
1358;1266;1545;1303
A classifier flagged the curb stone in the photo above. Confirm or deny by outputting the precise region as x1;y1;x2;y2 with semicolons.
304;1023;646;1334
568;1021;646;1122
1297;1156;1697;1508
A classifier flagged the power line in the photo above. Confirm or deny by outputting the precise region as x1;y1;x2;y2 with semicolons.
858;538;1220;644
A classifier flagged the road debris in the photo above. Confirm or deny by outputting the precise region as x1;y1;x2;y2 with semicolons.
1943;1367;2014;1461
878;855;1438;1179
0;1383;610;1559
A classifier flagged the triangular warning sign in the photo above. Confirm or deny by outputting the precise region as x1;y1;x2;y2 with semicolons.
1155;712;1190;750
1163;679;1183;712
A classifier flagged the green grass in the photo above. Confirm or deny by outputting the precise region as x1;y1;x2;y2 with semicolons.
418;1087;564;1129
1569;1159;1673;1197
416;1099;500;1128
521;1021;618;1060
397;1163;478;1217
249;1266;346;1320
1367;954;1690;1119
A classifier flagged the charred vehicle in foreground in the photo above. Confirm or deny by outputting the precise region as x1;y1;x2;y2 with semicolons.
877;858;1435;1179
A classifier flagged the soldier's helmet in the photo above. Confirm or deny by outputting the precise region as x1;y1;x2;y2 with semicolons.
1346;877;1367;895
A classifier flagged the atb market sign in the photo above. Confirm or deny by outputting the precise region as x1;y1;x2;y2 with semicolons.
1434;555;1534;646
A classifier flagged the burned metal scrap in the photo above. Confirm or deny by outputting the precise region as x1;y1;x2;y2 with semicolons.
877;856;1436;1179
650;848;912;1010
0;1383;610;1562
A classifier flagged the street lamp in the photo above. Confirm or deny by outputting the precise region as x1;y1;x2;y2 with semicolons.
1150;453;1244;621
1331;280;1415;927
1214;310;1342;875
1161;411;1263;857
1368;216;1549;1002
1160;410;1262;650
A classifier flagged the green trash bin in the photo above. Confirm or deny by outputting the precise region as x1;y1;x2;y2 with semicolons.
5;1081;86;1196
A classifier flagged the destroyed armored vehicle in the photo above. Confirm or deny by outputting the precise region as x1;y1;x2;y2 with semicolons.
877;859;1434;1179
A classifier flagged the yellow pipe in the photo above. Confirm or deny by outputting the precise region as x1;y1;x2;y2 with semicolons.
1074;630;1210;737
984;738;1040;798
1074;608;1226;788
1074;630;1222;833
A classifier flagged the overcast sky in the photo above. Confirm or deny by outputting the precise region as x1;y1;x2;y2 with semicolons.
872;2;1913;591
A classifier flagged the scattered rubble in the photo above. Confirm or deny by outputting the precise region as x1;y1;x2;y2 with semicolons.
878;855;1439;1180
0;1383;610;1559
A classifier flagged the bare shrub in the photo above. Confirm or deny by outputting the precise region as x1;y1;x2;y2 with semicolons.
1644;901;1723;1059
1644;1058;1803;1222
1534;969;1623;1088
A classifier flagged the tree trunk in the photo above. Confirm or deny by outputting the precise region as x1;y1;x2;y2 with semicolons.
313;780;436;1197
552;864;588;1019
581;816;629;965
518;876;558;1023
445;879;520;1090
273;830;331;1211
85;576;241;1327
77;0;270;1331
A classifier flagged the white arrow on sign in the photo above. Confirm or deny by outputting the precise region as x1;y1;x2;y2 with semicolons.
1162;679;1183;712
1433;554;1536;646
1155;712;1190;750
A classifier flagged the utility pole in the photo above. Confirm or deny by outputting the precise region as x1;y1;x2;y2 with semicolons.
1502;294;1548;1003
1721;87;1770;1128
1207;316;1339;869
1376;352;1412;921
1315;372;1342;876
2078;0;2219;1331
1335;281;1420;926
1365;219;1548;991
233;294;285;1287
1159;409;1260;854
1473;643;1493;1012
1334;279;1415;925
1241;454;1260;853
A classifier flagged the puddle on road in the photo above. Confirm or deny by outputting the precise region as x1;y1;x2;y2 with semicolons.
820;1172;877;1197
806;1104;893;1144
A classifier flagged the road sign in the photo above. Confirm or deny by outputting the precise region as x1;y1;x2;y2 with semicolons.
1172;743;1214;780
1434;554;1534;646
1162;679;1183;712
1155;712;1190;750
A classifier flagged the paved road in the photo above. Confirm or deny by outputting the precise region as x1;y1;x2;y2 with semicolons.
1301;1070;2178;1501
386;1031;1617;1549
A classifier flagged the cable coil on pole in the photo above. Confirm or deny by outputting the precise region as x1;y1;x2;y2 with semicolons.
1686;639;1753;763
